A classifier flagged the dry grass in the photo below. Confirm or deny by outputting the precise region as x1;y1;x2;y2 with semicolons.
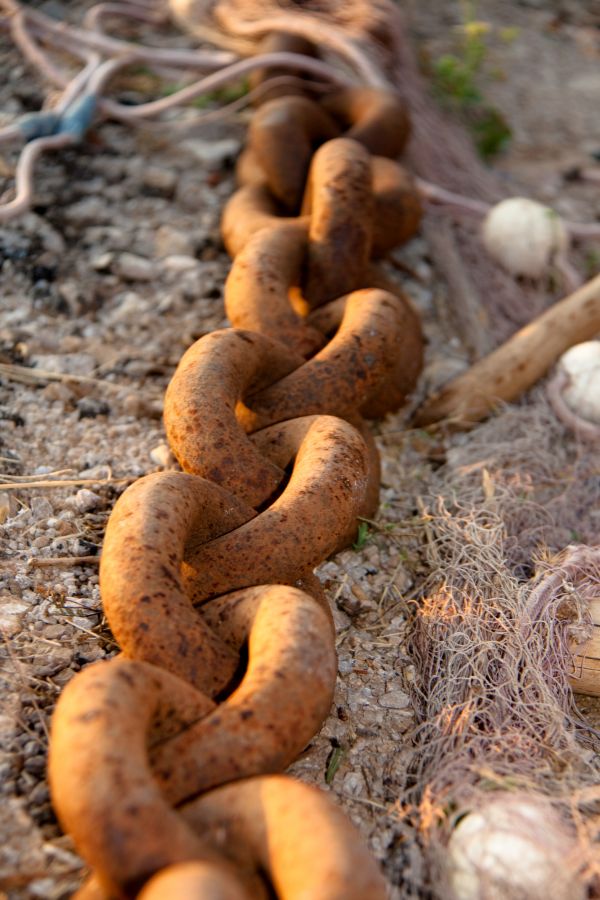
390;394;600;896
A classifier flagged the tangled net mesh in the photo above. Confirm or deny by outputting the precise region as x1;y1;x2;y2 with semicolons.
395;394;600;896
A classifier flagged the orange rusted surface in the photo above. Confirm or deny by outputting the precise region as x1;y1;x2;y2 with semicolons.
322;87;411;159
237;289;422;430
180;416;369;601
372;156;423;254
179;777;388;900
302;137;373;307
49;657;216;897
164;329;302;506
51;583;336;894
225;221;325;357
49;57;424;898
151;584;336;800
100;472;255;694
248;95;338;209
248;32;319;105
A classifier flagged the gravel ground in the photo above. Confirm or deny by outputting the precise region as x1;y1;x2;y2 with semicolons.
1;2;599;898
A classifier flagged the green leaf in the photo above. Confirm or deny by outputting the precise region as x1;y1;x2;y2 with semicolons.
353;521;371;551
325;745;345;784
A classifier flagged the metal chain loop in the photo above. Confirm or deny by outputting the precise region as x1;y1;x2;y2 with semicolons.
301;137;374;307
164;329;303;505
247;95;339;209
225;222;326;357
235;288;422;430
49;44;422;900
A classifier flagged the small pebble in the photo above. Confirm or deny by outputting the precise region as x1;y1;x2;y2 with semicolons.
31;352;97;376
71;489;101;513
40;382;73;403
0;493;11;524
91;251;114;272
143;165;176;194
150;443;174;467
113;253;158;282
109;291;150;322
378;690;411;710
162;255;199;274
23;755;46;775
154;224;196;258
64;196;109;226
77;397;110;419
31;496;53;517
183;137;241;170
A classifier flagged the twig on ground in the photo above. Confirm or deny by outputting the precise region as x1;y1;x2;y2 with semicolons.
0;477;134;491
0;363;123;391
28;556;101;568
414;273;600;427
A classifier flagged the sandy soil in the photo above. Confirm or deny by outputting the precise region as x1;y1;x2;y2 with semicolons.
0;2;599;898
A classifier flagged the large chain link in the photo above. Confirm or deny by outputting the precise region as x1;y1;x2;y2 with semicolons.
47;49;424;900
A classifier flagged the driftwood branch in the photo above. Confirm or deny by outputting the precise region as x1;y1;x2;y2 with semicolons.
414;273;600;427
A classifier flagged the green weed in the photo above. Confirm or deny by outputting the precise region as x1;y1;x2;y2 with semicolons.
353;520;371;551
325;745;345;784
431;2;513;160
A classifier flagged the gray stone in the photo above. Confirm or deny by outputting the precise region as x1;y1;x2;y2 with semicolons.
113;252;158;282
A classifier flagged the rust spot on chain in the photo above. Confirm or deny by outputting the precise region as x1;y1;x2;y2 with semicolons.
225;220;325;357
371;156;423;254
176;776;387;899
248;32;319;104
78;776;387;899
50;582;338;895
151;584;336;800
49;657;216;897
225;154;421;262
100;473;256;695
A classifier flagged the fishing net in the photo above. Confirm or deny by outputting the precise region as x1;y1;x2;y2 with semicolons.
397;394;600;897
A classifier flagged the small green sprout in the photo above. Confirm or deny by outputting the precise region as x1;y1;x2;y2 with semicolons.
325;745;345;784
353;521;371;551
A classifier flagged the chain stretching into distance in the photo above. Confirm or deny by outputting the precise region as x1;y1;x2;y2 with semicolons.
48;32;425;900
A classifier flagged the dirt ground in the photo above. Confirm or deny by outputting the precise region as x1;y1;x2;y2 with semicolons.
0;2;599;898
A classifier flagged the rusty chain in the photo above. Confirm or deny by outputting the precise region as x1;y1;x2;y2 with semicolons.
48;38;424;899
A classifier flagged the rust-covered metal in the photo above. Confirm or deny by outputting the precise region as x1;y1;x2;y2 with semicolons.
248;32;319;105
164;329;302;506
225;150;421;261
48;57;424;900
247;95;338;209
237;288;422;429
321;87;411;159
225;221;325;357
371;156;423;254
180;415;369;603
302;137;373;307
178;776;388;900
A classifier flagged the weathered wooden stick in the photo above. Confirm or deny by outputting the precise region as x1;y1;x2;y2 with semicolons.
414;272;600;427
